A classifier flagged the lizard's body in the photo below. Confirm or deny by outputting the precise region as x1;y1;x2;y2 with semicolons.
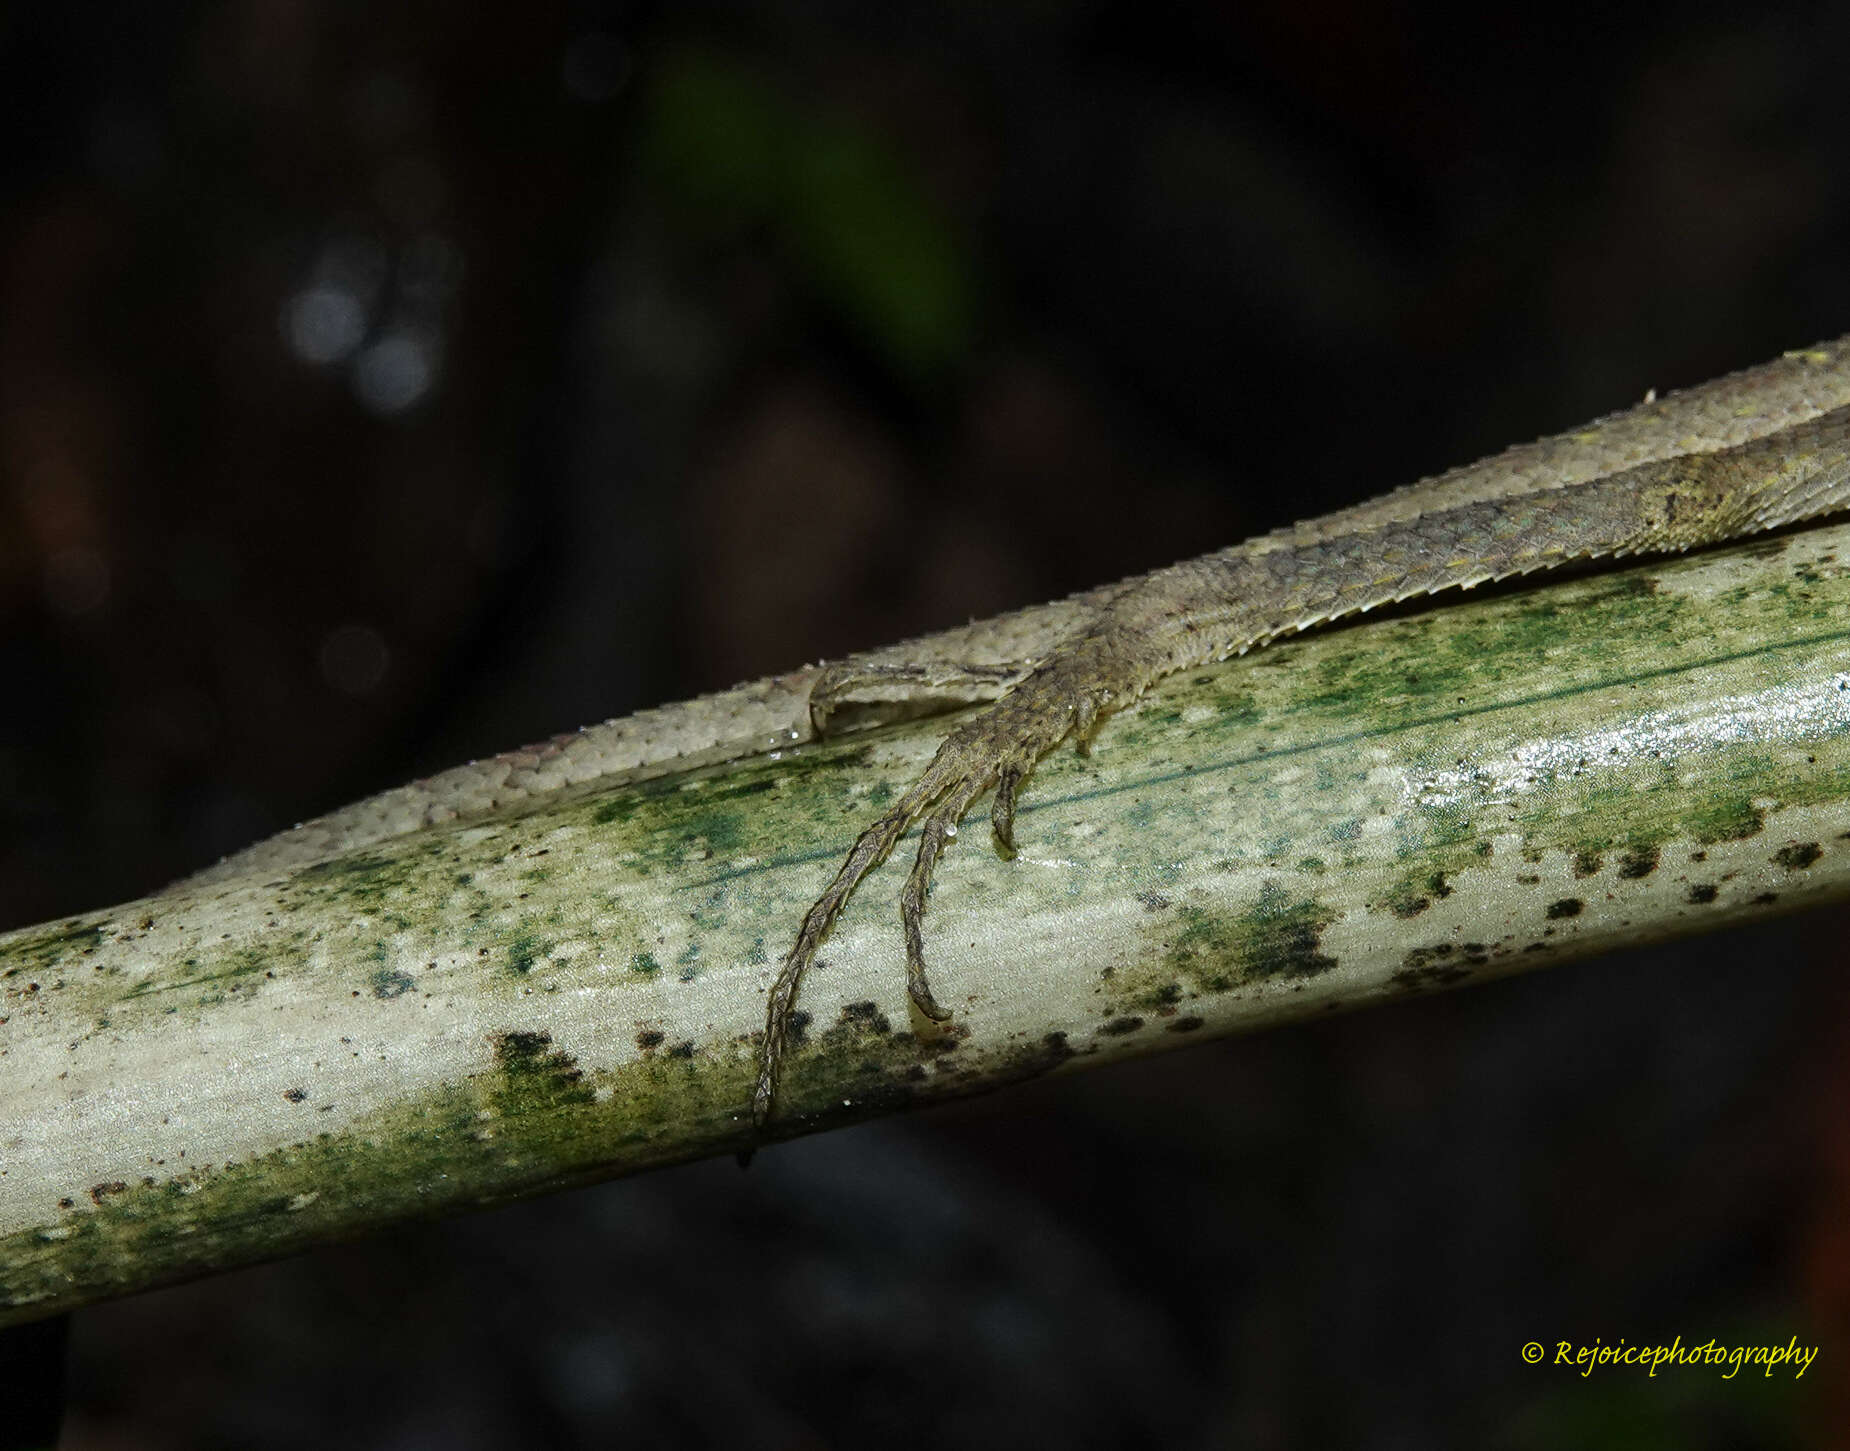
185;335;1850;1127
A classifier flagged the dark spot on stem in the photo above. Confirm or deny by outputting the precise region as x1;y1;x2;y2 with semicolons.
838;1001;892;1035
1384;872;1454;918
1390;963;1472;991
490;1031;594;1115
1617;846;1659;879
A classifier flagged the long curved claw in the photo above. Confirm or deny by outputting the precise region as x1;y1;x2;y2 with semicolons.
901;772;992;1021
990;764;1023;856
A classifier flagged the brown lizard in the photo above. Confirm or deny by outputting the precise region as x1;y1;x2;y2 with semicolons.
185;336;1850;1131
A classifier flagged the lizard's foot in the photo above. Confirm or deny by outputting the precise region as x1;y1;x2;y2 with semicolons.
753;638;1145;1128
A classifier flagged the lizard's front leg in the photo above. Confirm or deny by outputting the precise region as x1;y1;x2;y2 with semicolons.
753;630;1152;1126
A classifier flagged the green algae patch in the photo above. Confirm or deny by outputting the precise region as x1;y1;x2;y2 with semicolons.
2;985;1105;1323
1101;951;1192;1016
0;1032;762;1323
370;968;416;999
505;932;552;977
491;1031;596;1116
1685;793;1768;844
1234;885;1339;982
1379;870;1454;919
1116;883;1339;1011
117;944;283;1013
573;739;875;875
1277;573;1693;726
1162;905;1244;992
1540;761;1834;873
1403;738;1850;898
0;920;107;978
291;852;415;908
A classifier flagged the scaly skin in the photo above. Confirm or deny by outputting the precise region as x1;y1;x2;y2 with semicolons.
169;337;1850;1131
753;340;1850;1124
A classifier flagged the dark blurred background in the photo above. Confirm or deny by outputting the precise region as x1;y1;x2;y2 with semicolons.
6;1;1850;1446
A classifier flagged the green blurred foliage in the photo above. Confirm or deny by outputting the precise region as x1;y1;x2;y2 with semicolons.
638;42;976;379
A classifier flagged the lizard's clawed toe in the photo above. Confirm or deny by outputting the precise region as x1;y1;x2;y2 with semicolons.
899;772;991;1027
992;764;1023;855
908;975;954;1022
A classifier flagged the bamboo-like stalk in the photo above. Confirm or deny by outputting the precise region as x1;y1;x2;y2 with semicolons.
7;522;1850;1324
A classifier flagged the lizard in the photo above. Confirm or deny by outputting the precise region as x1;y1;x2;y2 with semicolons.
183;335;1850;1133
